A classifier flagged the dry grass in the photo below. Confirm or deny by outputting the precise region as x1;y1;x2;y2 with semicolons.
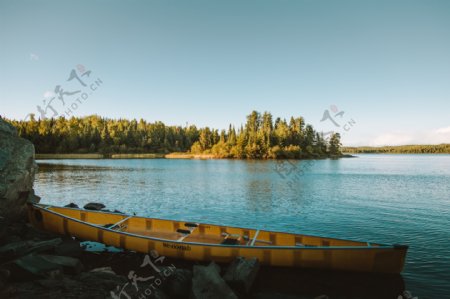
164;152;194;159
165;153;217;159
35;153;104;159
36;153;217;160
111;153;165;159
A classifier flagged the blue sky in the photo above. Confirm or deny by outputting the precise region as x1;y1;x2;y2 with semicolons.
1;0;449;146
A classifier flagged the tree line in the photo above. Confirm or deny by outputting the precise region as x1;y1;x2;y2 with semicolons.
343;144;450;154
4;111;342;159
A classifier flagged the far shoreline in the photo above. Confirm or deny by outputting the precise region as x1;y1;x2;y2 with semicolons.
34;144;450;160
35;153;356;160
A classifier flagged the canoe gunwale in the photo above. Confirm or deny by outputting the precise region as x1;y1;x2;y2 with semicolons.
30;203;406;251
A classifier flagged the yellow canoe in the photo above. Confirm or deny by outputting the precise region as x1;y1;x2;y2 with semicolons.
27;203;408;274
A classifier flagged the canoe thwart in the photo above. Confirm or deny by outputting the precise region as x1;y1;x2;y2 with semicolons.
105;216;132;231
221;238;241;245
249;230;260;246
185;222;198;228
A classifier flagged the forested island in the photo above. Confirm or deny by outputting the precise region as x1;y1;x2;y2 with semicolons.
4;111;342;159
343;144;450;154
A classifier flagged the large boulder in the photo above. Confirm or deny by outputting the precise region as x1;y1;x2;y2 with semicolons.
223;257;260;294
0;118;39;222
191;262;238;299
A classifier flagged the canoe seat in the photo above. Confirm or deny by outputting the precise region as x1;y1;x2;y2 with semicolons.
176;228;191;235
176;223;200;242
221;233;242;245
221;238;240;245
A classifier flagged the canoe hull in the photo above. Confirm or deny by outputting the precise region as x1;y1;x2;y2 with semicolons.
27;204;408;274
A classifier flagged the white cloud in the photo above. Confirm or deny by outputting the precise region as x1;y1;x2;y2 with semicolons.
43;91;55;98
30;53;39;61
436;126;450;134
371;133;413;146
368;126;450;146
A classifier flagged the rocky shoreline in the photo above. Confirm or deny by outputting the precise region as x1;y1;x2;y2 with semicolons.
0;216;406;299
0;216;318;299
0;217;241;298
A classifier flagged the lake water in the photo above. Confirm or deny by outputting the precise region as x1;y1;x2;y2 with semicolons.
35;155;450;298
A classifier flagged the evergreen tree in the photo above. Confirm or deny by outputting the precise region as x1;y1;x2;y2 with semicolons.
328;133;342;156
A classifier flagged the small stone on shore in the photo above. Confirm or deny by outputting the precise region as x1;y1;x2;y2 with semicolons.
64;203;79;208
83;202;106;211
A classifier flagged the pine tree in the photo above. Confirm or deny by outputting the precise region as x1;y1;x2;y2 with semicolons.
328;133;342;156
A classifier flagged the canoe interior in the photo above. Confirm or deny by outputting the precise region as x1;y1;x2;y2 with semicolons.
28;204;408;273
39;205;381;249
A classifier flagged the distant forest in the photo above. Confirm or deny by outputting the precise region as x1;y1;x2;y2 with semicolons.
5;111;342;159
343;144;450;154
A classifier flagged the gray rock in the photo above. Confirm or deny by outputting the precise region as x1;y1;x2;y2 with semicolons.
9;251;171;298
153;289;170;299
0;216;6;241
0;238;62;262
0;240;32;259
0;118;38;222
191;262;238;299
39;254;84;274
0;267;10;280
27;189;41;204
64;203;79;208
86;266;170;299
223;257;260;294
253;292;303;299
7;254;63;280
78;270;127;289
139;288;170;299
27;238;63;253
23;223;61;241
0;268;10;290
54;239;82;257
90;266;116;275
15;271;128;298
83;202;106;211
36;278;67;289
0;119;17;136
162;267;192;298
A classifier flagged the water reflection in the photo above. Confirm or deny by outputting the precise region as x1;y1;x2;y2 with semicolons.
38;162;163;172
245;179;273;212
254;268;405;299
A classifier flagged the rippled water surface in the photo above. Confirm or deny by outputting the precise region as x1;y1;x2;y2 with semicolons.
35;155;450;298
